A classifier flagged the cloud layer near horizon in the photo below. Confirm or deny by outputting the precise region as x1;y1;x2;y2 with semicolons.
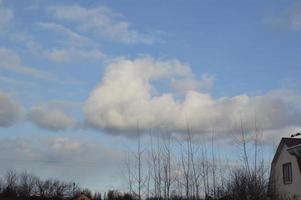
84;57;301;136
0;136;124;190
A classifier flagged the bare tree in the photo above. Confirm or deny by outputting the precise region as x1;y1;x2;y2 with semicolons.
150;132;162;199
131;124;147;200
201;143;210;197
18;171;37;197
210;128;217;198
189;135;203;200
137;129;142;200
179;125;193;199
4;170;18;197
162;133;174;200
125;149;134;194
240;114;251;176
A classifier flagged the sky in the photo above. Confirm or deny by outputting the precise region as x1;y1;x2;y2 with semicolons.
0;0;301;192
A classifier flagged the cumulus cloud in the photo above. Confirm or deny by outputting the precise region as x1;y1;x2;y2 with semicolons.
48;5;153;44
84;57;301;137
29;105;74;131
0;48;53;80
0;91;21;127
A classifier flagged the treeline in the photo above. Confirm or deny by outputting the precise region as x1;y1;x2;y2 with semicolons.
0;168;291;200
0;170;113;200
0;169;159;200
121;126;297;200
0;127;296;200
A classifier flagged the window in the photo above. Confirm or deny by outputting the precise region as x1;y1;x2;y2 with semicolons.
283;162;292;184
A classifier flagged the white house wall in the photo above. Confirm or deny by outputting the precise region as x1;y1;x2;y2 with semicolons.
274;144;301;198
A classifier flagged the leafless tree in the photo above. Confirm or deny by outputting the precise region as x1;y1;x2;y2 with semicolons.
179;125;193;199
130;124;148;200
240;114;251;176
149;132;163;199
125;149;134;194
162;133;174;200
4;170;18;196
17;171;37;197
210;129;217;198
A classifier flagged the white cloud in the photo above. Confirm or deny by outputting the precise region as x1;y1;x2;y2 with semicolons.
29;105;74;131
84;57;301;137
0;91;21;127
48;5;153;44
0;48;53;80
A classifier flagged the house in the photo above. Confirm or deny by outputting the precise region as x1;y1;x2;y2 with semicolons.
269;137;301;198
73;193;91;200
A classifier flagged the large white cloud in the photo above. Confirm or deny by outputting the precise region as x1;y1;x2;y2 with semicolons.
84;57;301;136
0;91;21;127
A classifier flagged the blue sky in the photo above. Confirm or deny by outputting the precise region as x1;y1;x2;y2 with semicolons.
0;0;301;192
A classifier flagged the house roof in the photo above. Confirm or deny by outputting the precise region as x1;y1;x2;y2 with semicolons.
272;137;301;173
281;137;301;148
73;194;91;200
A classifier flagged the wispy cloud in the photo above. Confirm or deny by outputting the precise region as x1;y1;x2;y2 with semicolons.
0;75;26;86
43;48;105;63
37;22;94;47
0;48;53;80
37;22;106;62
265;3;301;31
7;32;41;53
48;5;154;44
0;1;13;27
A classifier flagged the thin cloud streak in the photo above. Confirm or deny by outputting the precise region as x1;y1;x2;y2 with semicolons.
48;4;154;44
0;48;54;80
